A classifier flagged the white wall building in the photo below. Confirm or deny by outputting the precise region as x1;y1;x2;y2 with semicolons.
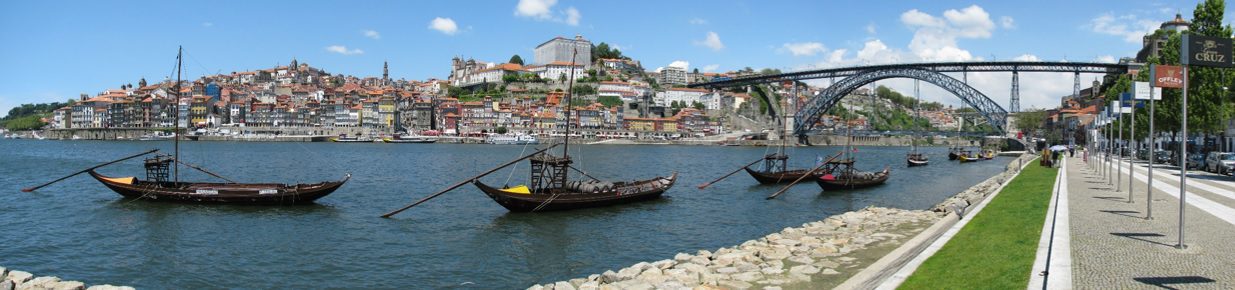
658;66;687;86
655;88;709;107
534;35;592;66
528;62;586;81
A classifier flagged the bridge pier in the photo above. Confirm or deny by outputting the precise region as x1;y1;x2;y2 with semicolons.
1010;71;1020;113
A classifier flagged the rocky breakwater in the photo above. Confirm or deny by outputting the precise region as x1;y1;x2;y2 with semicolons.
529;207;941;290
531;153;1037;290
1;267;132;290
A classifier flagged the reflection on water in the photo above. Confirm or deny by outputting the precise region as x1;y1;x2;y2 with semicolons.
0;140;1010;288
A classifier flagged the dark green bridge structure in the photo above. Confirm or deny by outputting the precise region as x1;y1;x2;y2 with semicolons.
688;61;1132;141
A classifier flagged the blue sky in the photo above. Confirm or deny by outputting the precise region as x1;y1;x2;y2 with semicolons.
0;0;1224;115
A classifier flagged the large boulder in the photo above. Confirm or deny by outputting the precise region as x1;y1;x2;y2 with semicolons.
552;281;576;290
615;267;642;281
84;286;134;290
50;281;85;290
789;265;820;275
1;280;13;290
730;271;762;282
5;272;32;284
18;276;60;290
717;280;753;289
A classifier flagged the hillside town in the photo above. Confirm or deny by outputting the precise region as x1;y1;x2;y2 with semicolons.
20;34;989;141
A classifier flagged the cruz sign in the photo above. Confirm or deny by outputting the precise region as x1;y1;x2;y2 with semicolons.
1151;65;1184;88
1181;34;1234;67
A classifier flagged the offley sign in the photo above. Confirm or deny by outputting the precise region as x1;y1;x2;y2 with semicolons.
1181;34;1234;67
1151;65;1184;89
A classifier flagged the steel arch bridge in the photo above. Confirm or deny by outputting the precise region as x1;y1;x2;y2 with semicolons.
796;68;1005;138
687;61;1132;139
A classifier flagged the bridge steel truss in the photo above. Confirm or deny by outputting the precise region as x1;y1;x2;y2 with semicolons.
687;61;1131;139
795;68;1009;140
687;61;1130;89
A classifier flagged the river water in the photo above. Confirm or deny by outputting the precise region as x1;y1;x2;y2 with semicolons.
0;140;1012;288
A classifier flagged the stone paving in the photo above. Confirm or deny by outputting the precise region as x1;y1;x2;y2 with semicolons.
1069;155;1235;289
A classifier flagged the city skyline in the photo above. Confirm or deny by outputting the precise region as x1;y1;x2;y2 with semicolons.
0;0;1220;114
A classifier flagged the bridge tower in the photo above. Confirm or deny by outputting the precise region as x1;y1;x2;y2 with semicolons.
1072;72;1081;100
1010;71;1020;113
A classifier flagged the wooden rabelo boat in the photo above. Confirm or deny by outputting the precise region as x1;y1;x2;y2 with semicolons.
742;153;823;184
473;154;676;212
814;159;890;190
382;47;676;217
88;164;348;205
907;153;929;167
981;149;997;160
700;83;835;189
958;151;982;163
905;80;929;167
24;47;350;205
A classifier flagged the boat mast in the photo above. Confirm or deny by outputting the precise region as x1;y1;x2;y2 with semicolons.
174;46;182;183
562;45;579;158
913;79;920;153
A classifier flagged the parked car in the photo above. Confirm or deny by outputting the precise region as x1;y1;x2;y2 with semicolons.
1206;152;1235;175
1153;150;1172;164
1171;152;1205;169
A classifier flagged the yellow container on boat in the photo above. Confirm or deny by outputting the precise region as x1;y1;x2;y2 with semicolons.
501;185;531;194
102;176;135;185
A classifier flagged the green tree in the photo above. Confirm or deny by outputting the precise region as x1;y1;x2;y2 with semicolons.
508;55;524;65
597;95;623;107
496;126;508;134
1132;0;1235;145
692;101;706;110
1014;109;1048;136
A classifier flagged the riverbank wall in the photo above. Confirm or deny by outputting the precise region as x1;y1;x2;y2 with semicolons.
1;266;132;290
25;128;997;147
529;153;1035;290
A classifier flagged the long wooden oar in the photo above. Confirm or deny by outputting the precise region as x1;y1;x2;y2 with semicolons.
766;152;842;200
382;143;561;218
568;166;602;182
22;149;160;192
697;157;765;189
174;159;237;183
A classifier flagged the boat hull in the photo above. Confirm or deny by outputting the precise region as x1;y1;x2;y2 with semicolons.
815;168;890;190
907;158;929;167
89;170;349;205
474;173;676;212
744;167;818;184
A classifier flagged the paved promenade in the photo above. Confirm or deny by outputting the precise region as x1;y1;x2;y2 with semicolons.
1064;154;1235;289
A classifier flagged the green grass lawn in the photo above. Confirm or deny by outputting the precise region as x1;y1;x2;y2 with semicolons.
899;162;1058;289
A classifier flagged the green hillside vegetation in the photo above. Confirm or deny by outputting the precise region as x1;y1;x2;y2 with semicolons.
2;101;73;130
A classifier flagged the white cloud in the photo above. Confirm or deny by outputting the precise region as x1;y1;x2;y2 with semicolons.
1087;13;1159;43
1013;54;1042;61
428;17;459;35
1095;55;1117;63
690;18;708;25
865;23;877;34
899;5;996;61
514;0;580;26
201;22;213;27
702;64;720;72
563;7;581;26
695;31;724;51
1000;16;1015;29
325;45;364;55
363;30;381;40
782;42;827;56
669;61;689;69
515;0;555;19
